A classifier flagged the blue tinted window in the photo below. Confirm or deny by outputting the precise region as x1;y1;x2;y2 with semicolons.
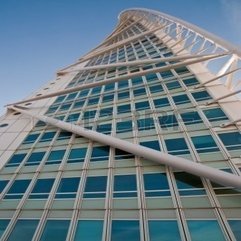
22;133;40;144
25;152;45;166
159;114;178;128
66;92;78;100
118;80;129;89
165;138;190;155
73;100;85;109
0;180;8;193
174;172;205;195
160;70;173;79
135;101;150;111
57;131;72;141
0;219;9;239
137;118;155;131
192;91;212;102
133;87;146;97
118;91;129;100
29;178;55;199
166;81;181;90
83;110;96;119
115;149;134;160
114;175;137;197
228;220;241;240
191;135;219;153
46;150;65;165
146;73;158;82
203;108;228;122
7;220;39;241
46;105;58;114
149;220;181;241
39;132;56;143
117;104;131;114
218;132;241;151
6;153;26;167
180;111;203;125
183;77;199;86
173;94;190;105
175;66;190;75
154;97;170;108
132;77;143;85
67;148;87;163
59;103;71;111
88;97;99;106
102;94;114;103
116;121;132;133
54;95;66;103
96;123;112;134
111;220;140;241
140;140;161;151
91;86;102;94
91;146;110;161
40;220;70;241
84;176;107;198
187;220;225;241
5;179;31;199
55;177;80;199
104;83;115;91
144;173;170;197
74;220;103;241
99;107;113;117
66;113;80;122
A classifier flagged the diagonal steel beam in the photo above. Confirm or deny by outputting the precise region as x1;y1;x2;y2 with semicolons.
7;52;229;107
9;105;241;190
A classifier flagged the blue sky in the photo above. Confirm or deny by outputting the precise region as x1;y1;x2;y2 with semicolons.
0;0;241;115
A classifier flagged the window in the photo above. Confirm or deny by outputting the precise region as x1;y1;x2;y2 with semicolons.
25;151;45;166
183;77;199;86
159;114;178;128
67;148;87;163
180;111;203;125
59;103;71;112
55;177;80;199
4;179;31;199
148;220;181;241
83;176;107;198
140;140;161;151
22;133;40;144
46;105;58;114
175;66;190;75
54;95;66;104
165;138;190;155
144;173;170;197
149;84;164;94
39;132;56;143
116;120;133;133
133;87;146;97
40;220;70;241
87;97;99;106
29;178;55;199
7;220;39;241
166;81;181;90
102;94;114;103
172;94;191;105
114;174;137;197
117;104;131;114
160;71;173;79
5;153;27;167
145;73;158;82
66;113;80;122
228;220;241;240
115;149;134;160
45;150;65;165
74;220;103;241
187;220;225;241
203;108;228;122
0;180;8;193
0;220;9;239
90;146;110;161
118;80;129;89
137;118;155;131
104;83;115;91
118;91;129;100
73;100;85;109
153;97;170;108
218;132;241;151
57;131;72;141
174;172;206;195
66;92;78;100
83;110;96;119
99;107;113;118
91;86;102;94
96;123;112;134
111;220;140;241
191;135;219;153
131;77;143;85
191;90;212;102
135;101;150;111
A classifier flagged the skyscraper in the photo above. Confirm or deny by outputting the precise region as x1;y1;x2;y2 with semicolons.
0;7;241;240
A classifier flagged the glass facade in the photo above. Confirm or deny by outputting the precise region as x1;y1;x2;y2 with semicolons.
0;8;241;241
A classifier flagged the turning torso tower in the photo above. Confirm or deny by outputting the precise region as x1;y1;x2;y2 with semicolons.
0;8;241;241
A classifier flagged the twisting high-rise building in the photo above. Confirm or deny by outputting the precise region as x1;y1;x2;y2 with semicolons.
0;8;241;241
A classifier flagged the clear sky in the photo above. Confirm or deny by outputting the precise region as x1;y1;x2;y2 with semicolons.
0;0;241;115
